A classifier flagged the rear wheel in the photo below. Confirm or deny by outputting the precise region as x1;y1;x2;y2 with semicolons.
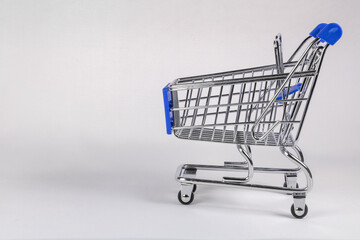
291;203;308;219
192;184;197;193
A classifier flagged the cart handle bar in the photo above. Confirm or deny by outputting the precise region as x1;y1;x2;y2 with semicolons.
310;23;342;45
317;23;342;45
251;23;342;141
251;38;319;141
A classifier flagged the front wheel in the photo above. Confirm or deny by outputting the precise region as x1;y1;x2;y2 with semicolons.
177;191;194;205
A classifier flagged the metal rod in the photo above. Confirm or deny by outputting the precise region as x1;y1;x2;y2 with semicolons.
251;38;320;141
171;71;316;91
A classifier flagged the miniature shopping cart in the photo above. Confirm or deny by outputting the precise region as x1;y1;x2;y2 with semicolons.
162;23;342;218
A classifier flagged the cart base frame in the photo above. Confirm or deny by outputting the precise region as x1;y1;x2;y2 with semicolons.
175;145;312;218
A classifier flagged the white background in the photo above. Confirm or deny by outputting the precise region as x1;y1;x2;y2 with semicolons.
0;0;359;239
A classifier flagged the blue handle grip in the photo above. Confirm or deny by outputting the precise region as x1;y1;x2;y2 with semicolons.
317;23;342;45
163;84;173;135
309;23;327;38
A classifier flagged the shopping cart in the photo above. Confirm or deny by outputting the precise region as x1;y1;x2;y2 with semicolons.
162;23;342;218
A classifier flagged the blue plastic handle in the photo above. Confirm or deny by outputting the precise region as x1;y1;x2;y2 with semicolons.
309;23;327;38
276;83;302;101
162;84;173;135
317;23;342;45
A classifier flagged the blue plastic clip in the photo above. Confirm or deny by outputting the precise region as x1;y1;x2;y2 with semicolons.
276;83;302;101
317;23;342;45
162;84;173;135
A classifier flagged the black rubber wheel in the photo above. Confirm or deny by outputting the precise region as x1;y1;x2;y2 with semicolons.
192;184;197;193
290;204;308;219
178;191;194;205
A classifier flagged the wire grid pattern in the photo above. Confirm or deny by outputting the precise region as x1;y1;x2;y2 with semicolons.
170;45;323;146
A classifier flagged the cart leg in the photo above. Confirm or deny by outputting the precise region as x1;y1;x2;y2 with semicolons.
223;145;254;183
280;145;311;218
283;145;304;191
281;145;311;192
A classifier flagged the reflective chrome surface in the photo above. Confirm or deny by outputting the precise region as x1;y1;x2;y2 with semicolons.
169;33;330;218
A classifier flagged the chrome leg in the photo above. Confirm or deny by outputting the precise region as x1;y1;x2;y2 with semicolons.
283;145;304;190
280;145;313;192
280;145;312;218
293;145;304;163
223;145;254;183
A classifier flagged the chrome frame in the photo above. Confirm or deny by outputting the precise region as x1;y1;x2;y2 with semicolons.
169;34;329;218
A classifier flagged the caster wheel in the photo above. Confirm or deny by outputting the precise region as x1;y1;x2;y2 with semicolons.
178;191;194;205
290;204;308;219
192;184;197;193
